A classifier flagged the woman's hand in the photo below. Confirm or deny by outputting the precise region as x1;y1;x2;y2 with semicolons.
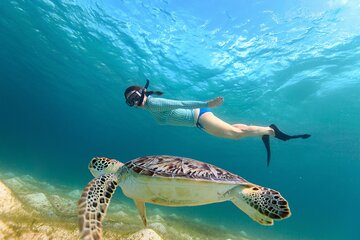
208;97;224;108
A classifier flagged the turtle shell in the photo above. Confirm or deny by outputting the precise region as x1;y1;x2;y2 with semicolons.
124;155;247;183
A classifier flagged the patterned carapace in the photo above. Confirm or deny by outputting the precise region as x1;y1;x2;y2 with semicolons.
125;155;247;183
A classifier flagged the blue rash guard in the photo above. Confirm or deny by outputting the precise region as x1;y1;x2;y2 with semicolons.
143;96;209;127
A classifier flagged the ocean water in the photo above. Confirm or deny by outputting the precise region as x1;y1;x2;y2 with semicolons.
1;0;360;239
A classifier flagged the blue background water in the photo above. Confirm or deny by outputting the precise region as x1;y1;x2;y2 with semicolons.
1;0;360;239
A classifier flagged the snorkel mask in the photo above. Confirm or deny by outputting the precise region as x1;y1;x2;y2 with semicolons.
126;79;150;107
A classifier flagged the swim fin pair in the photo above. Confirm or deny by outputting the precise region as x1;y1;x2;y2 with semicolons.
262;124;311;167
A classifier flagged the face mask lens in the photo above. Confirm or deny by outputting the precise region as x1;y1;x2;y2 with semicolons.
126;99;135;106
126;91;142;106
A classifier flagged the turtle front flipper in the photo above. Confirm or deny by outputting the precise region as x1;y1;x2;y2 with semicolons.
78;174;118;240
227;184;291;226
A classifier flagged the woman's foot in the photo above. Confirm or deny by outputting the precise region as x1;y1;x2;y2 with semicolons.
270;124;311;141
262;125;311;167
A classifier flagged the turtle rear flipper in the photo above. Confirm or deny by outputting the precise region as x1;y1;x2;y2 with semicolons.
228;184;291;225
134;199;147;226
78;174;118;240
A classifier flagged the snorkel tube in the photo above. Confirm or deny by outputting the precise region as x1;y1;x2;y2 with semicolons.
138;79;150;106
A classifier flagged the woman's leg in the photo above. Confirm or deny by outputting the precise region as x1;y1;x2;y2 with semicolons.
198;112;311;166
198;113;274;139
232;124;275;137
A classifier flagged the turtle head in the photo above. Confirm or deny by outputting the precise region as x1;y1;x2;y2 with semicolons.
88;157;124;177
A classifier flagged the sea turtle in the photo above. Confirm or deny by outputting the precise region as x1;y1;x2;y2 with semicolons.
78;156;291;239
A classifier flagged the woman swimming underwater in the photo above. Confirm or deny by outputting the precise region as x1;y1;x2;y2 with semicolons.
124;80;311;166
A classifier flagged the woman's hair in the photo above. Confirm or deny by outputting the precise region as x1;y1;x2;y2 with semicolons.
124;85;163;99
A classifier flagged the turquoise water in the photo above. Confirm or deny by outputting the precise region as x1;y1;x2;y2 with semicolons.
1;0;360;239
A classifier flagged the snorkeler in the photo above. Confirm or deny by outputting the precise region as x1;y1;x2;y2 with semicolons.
124;80;311;166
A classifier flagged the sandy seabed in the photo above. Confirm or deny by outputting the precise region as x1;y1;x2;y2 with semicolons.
0;171;252;240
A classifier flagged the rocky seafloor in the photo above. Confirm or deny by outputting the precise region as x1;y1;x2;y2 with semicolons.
0;171;252;240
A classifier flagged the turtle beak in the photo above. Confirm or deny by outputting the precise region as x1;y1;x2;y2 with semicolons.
88;157;97;169
88;157;103;177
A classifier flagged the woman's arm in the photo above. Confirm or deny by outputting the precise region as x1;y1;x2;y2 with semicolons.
146;97;209;111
